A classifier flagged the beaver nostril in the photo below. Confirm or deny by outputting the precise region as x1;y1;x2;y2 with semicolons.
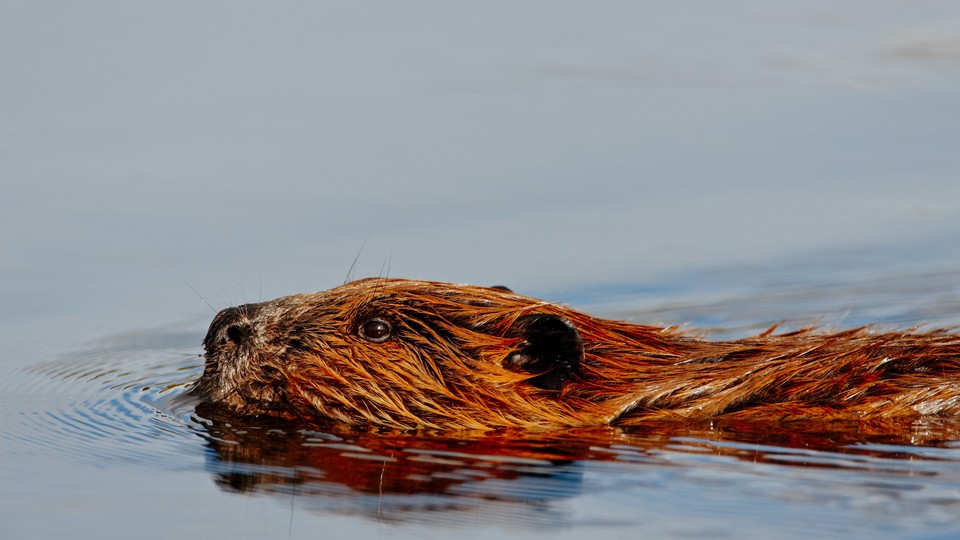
203;304;264;354
225;324;249;346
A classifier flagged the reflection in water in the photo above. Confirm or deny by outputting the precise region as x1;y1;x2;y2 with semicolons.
194;402;590;525
193;401;960;525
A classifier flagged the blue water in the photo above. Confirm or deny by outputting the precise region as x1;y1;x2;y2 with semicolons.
3;3;960;539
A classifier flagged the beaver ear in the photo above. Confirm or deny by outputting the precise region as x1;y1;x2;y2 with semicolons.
503;314;583;391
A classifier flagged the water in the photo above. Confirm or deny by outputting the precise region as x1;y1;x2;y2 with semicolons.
5;265;960;539
3;2;960;539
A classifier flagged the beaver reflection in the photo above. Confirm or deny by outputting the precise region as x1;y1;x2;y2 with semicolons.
195;401;589;519
194;402;960;522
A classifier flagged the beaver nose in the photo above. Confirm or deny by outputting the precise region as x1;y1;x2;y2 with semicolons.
204;303;261;351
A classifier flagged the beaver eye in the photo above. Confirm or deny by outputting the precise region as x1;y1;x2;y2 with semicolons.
359;318;392;342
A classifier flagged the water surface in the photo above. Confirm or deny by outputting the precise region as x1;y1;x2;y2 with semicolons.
3;2;960;539
5;255;960;539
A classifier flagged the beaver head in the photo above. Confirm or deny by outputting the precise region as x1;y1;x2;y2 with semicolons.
192;278;592;430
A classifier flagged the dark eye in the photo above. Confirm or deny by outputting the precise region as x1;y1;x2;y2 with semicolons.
359;318;392;342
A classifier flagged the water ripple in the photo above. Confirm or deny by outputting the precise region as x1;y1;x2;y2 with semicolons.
7;325;206;469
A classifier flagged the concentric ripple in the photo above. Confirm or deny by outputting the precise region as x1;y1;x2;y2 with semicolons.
6;325;207;469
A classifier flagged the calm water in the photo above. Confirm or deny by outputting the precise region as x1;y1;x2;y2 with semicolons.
3;2;960;539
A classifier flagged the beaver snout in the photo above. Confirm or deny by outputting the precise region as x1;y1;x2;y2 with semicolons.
194;300;293;414
203;303;263;354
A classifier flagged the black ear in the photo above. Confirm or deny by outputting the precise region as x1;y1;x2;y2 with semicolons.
489;285;513;292
503;314;583;391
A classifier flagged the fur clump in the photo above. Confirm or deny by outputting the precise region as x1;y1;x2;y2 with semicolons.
193;278;960;431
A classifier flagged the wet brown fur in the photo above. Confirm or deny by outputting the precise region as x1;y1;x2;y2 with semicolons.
193;278;960;431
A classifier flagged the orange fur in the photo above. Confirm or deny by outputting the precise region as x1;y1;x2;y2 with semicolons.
193;278;960;431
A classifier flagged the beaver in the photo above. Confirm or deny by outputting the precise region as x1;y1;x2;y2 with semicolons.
192;278;960;431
